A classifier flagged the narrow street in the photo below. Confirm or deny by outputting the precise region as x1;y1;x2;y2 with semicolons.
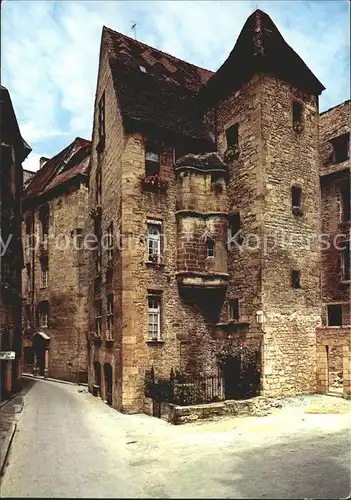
1;378;350;499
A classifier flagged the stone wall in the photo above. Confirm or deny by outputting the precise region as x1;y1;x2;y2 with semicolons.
316;326;351;397
88;42;124;409
319;100;350;325
168;396;282;425
22;181;90;383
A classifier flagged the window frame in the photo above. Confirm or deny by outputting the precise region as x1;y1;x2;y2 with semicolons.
106;223;114;262
40;264;48;289
147;220;162;263
341;241;350;282
229;298;240;322
291;269;301;289
106;294;114;338
147;293;162;341
206;237;215;258
145;149;160;177
331;133;349;165
95;299;102;337
225;123;239;149
327;304;343;327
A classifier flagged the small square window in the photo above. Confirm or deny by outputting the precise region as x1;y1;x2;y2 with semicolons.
229;299;239;321
291;270;301;289
327;304;342;326
225;123;239;148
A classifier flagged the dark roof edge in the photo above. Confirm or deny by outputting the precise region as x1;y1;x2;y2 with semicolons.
319;99;350;117
24;171;89;206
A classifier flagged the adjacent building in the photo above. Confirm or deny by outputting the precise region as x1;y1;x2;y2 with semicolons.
87;9;350;413
21;137;91;383
0;85;31;401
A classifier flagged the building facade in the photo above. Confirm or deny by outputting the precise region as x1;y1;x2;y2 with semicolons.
86;9;350;413
0;85;31;401
21;138;91;383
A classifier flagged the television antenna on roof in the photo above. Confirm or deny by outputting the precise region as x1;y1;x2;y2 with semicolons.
131;21;137;40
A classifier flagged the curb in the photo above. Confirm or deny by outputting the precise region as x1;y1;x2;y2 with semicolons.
22;373;88;387
0;391;21;410
0;422;17;476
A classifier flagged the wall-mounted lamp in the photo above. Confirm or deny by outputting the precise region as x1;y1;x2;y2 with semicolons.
256;310;266;325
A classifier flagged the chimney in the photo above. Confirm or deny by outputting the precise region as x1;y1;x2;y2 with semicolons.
40;156;50;169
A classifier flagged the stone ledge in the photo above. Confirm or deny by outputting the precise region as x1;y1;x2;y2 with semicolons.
167;396;282;425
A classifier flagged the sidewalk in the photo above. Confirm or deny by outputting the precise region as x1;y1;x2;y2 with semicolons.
0;394;24;475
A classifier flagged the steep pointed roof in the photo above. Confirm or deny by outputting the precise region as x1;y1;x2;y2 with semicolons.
25;137;91;202
201;9;325;106
102;26;214;145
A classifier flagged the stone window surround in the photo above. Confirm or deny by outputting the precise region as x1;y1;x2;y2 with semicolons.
291;269;301;289
326;303;343;327
37;301;49;329
335;178;351;223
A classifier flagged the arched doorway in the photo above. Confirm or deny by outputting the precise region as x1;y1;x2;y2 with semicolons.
103;363;113;406
32;332;50;376
93;361;101;397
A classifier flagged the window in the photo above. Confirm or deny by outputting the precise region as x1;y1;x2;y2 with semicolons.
106;223;113;262
96;244;102;273
327;304;342;327
25;217;32;251
147;221;162;262
292;186;302;215
225;123;239;148
25;305;32;329
229;299;239;321
228;213;243;247
97;92;105;151
38;302;49;329
292;101;303;130
26;264;31;292
95;300;102;337
291;270;301;289
341;242;350;281
96;165;102;205
207;237;215;258
147;293;162;341
40;264;48;289
340;180;350;222
39;205;49;242
145;147;160;177
331;134;349;164
106;294;114;337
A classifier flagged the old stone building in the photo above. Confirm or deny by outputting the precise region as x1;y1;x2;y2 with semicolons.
21;137;91;383
0;85;31;401
317;100;350;394
87;8;350;412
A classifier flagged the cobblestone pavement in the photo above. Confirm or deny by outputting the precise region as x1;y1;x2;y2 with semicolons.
1;378;350;499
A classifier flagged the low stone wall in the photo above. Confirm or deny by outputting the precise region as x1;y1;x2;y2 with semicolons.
168;396;282;425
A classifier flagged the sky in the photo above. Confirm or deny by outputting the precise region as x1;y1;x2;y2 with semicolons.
2;0;350;172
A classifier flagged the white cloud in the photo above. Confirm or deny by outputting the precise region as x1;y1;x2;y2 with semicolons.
2;0;349;164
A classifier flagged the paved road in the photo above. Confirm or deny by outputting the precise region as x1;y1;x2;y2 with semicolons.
1;378;350;498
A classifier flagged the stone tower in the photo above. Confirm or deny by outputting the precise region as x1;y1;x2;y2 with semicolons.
201;9;325;396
